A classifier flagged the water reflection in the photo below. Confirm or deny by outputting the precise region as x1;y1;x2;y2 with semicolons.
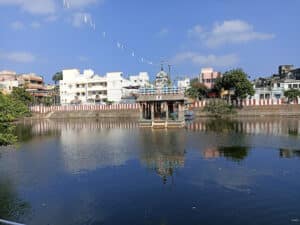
202;146;250;162
138;130;186;184
279;148;300;158
0;178;30;222
187;118;300;136
0;119;300;225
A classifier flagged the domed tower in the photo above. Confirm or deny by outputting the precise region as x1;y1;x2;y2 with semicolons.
155;64;170;88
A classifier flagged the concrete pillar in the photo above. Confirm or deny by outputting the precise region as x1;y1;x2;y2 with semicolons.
178;103;184;121
166;102;169;121
139;103;143;120
151;103;154;121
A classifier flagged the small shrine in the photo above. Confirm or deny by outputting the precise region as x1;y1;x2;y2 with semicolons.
137;66;186;128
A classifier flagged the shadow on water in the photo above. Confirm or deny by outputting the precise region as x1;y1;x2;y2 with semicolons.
0;179;31;222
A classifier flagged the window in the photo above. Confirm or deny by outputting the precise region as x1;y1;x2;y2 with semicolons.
274;94;281;99
76;84;80;88
277;83;280;88
288;84;292;89
260;94;264;99
293;84;297;88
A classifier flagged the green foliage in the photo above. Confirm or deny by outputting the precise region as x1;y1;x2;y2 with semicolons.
284;89;300;103
0;92;31;146
215;68;254;99
204;100;236;117
11;87;33;106
52;71;63;85
185;78;208;100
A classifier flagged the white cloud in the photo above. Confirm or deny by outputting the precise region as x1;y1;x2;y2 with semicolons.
157;28;169;37
171;52;239;67
10;21;25;30
188;25;204;38
188;20;275;48
0;0;56;15
72;12;92;27
0;0;103;15
0;51;36;63
30;21;41;29
66;0;102;9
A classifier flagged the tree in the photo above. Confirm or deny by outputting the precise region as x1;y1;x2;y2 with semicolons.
52;71;63;85
0;92;31;145
215;69;254;100
185;78;208;100
284;89;300;103
10;87;33;106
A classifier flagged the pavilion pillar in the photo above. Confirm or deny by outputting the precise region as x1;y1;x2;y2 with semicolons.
151;102;154;121
166;102;169;121
178;102;184;121
139;103;144;120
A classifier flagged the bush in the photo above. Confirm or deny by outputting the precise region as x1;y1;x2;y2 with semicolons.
204;100;236;118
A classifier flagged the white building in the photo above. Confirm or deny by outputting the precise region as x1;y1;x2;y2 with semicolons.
59;69;149;105
253;79;300;100
177;78;190;89
0;70;19;94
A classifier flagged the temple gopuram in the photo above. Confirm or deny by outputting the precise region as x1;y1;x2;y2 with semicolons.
137;67;186;128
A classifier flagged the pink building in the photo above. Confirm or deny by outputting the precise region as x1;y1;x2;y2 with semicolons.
199;68;222;89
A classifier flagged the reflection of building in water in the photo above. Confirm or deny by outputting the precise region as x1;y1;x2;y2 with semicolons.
22;119;139;135
139;130;186;184
279;149;300;158
187;119;300;137
19;120;139;174
202;148;220;159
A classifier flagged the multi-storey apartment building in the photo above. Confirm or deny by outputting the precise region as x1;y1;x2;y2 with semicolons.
59;69;150;104
199;68;222;89
253;65;300;101
0;70;19;94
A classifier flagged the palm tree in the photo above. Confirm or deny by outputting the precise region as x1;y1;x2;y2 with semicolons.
52;72;63;85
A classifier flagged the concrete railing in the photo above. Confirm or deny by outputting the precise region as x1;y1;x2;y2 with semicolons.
189;99;299;109
139;87;185;95
30;103;139;114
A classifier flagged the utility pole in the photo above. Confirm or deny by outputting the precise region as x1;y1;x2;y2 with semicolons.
168;64;172;84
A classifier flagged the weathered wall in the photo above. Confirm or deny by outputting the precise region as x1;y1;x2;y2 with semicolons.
32;109;139;119
194;104;300;117
30;104;300;119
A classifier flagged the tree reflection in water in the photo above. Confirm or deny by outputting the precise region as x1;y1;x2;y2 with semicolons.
217;146;250;162
0;179;30;222
202;146;250;162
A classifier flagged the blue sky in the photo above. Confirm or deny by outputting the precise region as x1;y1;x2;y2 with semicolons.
0;0;299;83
